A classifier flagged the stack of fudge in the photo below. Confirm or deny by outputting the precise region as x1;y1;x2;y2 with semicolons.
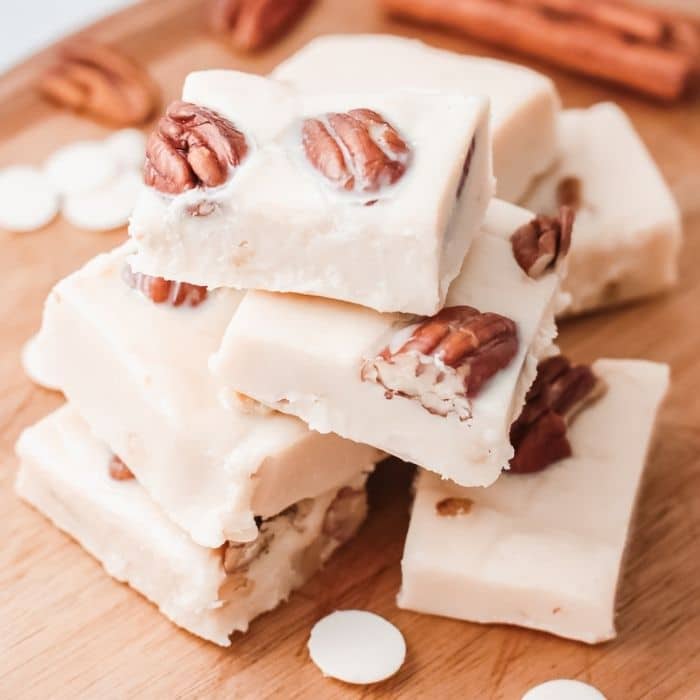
17;34;678;647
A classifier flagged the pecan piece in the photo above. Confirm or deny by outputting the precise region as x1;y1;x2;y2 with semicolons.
39;40;157;127
322;487;368;543
556;176;582;211
509;355;606;474
208;0;312;51
122;264;208;307
108;455;134;481
436;497;473;516
510;207;575;278
222;530;272;574
144;100;248;195
361;306;518;420
302;108;410;195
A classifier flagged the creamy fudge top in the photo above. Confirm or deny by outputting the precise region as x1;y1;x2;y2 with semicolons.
272;33;560;200
211;200;565;485
524;102;681;250
399;359;669;643
129;68;492;313
38;243;380;547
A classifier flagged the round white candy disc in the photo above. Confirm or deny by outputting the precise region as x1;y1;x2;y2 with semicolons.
523;679;607;700
105;129;147;171
21;335;60;391
45;140;120;196
308;610;406;685
62;170;141;232
0;166;59;232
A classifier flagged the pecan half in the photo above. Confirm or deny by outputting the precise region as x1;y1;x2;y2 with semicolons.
144;100;248;195
322;487;368;543
208;0;312;51
39;40;157;127
509;355;606;474
362;306;518;420
108;455;134;481
122;264;208;307
556;176;582;211
510;207;575;278
436;497;473;516
302;108;410;195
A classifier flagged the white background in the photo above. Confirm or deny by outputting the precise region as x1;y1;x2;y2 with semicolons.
0;0;136;73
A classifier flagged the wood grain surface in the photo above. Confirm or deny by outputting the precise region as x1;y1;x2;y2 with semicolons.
1;1;699;698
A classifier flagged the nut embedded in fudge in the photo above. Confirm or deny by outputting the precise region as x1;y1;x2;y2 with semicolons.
361;306;518;421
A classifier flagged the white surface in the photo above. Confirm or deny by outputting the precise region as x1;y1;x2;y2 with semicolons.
104;129;147;170
0;1;136;73
34;243;380;547
130;70;492;314
15;404;365;646
398;359;670;644
0;166;58;232
308;610;406;684
523;102;681;316
522;679;606;700
211;199;562;487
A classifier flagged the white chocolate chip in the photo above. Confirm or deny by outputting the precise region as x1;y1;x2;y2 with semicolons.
21;334;60;391
105;129;147;171
62;171;141;232
308;610;406;685
522;679;607;700
0;166;59;232
45;140;119;196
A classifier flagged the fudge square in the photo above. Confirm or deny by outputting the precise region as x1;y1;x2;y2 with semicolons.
523;102;682;316
272;33;560;202
129;69;493;315
398;359;669;644
35;243;381;547
15;405;370;646
211;200;569;487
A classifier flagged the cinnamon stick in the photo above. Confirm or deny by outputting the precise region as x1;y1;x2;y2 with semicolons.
381;0;698;101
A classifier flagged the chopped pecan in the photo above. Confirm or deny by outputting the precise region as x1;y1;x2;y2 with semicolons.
122;264;208;307
510;207;575;278
509;355;606;474
144;100;248;195
208;0;312;51
108;455;134;481
436;497;473;516
556;176;582;211
302;108;410;195
222;529;273;574
362;306;518;420
39;40;157;127
322;487;367;543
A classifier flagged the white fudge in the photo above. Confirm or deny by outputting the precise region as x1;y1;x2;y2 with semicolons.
129;69;492;314
272;33;560;202
35;244;381;547
522;102;681;316
211;200;564;487
398;359;669;644
15;405;369;647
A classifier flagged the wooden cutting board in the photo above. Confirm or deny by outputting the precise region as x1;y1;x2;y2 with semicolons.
1;1;699;697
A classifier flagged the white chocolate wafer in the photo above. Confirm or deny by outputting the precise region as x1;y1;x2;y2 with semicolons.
0;166;58;232
44;140;119;196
